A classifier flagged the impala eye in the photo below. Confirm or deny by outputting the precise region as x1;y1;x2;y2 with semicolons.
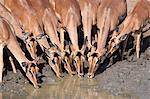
73;59;77;65
28;43;30;47
113;44;116;48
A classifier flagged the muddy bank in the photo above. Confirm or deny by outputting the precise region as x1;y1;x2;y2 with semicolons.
95;47;150;99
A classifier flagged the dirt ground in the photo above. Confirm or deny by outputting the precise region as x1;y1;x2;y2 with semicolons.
0;0;150;99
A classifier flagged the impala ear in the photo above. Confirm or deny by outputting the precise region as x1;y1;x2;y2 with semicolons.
91;45;96;52
92;39;96;45
88;56;93;62
21;32;29;41
111;30;119;40
119;34;127;41
83;36;88;45
119;23;124;31
81;56;85;62
70;44;73;51
81;45;86;54
95;34;98;42
65;45;70;53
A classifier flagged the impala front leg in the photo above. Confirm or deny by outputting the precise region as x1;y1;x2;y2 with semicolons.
9;56;17;74
0;44;4;82
60;28;65;52
136;32;141;59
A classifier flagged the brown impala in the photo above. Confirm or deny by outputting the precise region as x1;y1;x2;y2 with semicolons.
4;0;50;59
50;0;82;77
88;0;127;78
4;0;63;78
0;18;39;88
26;0;62;51
108;0;150;59
0;3;38;59
78;0;100;49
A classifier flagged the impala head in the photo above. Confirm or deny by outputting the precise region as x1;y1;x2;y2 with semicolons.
22;62;39;88
107;38;119;56
61;44;77;76
46;47;63;78
73;51;85;77
22;32;37;59
87;56;99;78
107;33;128;57
87;48;107;78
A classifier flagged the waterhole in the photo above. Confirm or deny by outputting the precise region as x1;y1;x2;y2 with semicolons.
1;76;133;99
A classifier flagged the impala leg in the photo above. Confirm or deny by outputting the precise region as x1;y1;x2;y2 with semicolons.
9;56;17;73
60;28;65;51
93;58;99;74
136;33;141;59
0;45;3;82
58;56;63;77
121;36;129;59
126;35;137;59
87;57;93;77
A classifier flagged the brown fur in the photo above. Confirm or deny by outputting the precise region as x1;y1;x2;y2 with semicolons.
97;0;127;54
51;0;81;76
108;0;150;58
54;0;81;52
0;3;22;38
78;0;100;47
0;3;38;59
88;0;127;78
0;18;38;88
27;0;62;51
4;0;63;78
4;0;50;58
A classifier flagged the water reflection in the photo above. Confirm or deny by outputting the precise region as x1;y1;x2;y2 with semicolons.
2;76;131;99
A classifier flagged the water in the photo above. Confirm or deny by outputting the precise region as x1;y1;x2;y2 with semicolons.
1;76;132;99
